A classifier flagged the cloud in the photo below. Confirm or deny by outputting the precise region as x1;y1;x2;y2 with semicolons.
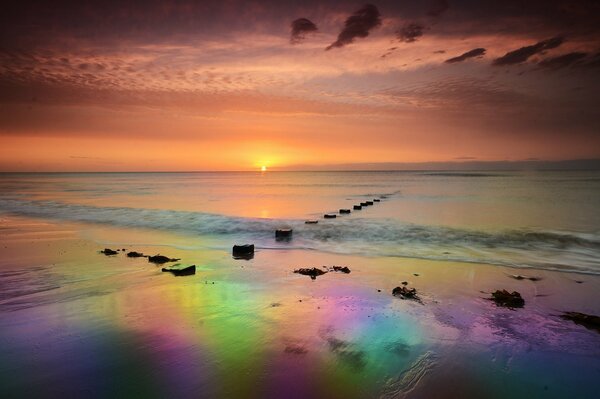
326;4;381;50
397;22;426;43
290;18;318;44
492;36;564;66
445;48;486;63
537;52;588;69
427;0;449;17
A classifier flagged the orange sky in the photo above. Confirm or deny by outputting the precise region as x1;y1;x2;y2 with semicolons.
1;1;599;171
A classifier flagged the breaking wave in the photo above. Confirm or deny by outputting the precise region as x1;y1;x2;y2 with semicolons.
1;198;599;274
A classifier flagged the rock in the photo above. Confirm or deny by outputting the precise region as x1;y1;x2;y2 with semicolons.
127;251;144;258
161;264;196;276
324;214;337;219
294;267;327;280
373;199;380;202
353;205;362;210
365;200;374;205
275;228;293;240
100;248;118;255
339;209;351;214
510;274;541;281
561;312;600;333
489;289;524;308
360;202;369;206
232;244;254;259
392;286;420;301
413;273;420;276
122;248;126;251
148;254;180;264
401;281;408;285
305;220;318;224
332;266;351;273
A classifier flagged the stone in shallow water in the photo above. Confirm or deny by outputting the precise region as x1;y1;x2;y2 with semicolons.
127;251;144;258
339;209;351;214
323;214;337;219
561;312;600;333
392;285;420;301
148;254;180;264
353;205;362;210
489;289;525;308
332;266;351;273
305;220;318;224
161;264;196;276
275;228;293;240
232;244;254;259
294;267;327;280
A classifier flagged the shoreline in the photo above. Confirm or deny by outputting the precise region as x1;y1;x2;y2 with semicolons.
1;214;599;398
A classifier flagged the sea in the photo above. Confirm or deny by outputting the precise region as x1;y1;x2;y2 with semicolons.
1;170;599;274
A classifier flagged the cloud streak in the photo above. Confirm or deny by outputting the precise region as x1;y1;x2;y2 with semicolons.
445;48;486;63
492;37;564;66
396;22;426;43
326;4;381;50
290;18;318;44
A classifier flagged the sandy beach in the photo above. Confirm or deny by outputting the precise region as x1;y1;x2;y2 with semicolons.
2;213;599;398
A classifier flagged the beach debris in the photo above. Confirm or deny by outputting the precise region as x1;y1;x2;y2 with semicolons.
127;251;145;258
232;244;254;259
365;200;374;205
339;209;351;214
509;274;541;281
353;205;362;210
305;220;319;224
161;264;196;276
332;266;351;273
324;213;337;219
392;286;420;301
561;312;600;333
294;267;327;280
148;254;180;264
489;289;525;308
100;248;118;255
275;228;293;240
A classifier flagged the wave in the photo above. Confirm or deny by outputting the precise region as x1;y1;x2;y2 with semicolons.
1;198;599;274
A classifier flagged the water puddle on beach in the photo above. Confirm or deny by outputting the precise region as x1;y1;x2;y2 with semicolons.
0;216;599;398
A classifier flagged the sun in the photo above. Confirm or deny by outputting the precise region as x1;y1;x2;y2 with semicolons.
261;165;267;172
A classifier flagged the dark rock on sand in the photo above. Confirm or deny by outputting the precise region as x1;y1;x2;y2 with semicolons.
392;286;420;301
324;214;337;219
489;289;525;308
509;274;541;282
353;205;362;210
373;199;380;202
148;254;180;264
161;264;196;276
100;248;118;255
305;220;318;224
127;251;145;258
401;281;408;285
339;209;351;214
332;266;351;273
275;228;293;240
561;312;600;333
360;202;369;206
365;201;374;205
294;267;327;280
232;244;254;259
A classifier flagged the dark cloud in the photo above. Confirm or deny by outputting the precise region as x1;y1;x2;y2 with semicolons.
290;18;318;44
326;4;381;50
492;37;564;66
537;52;587;69
445;48;486;63
427;0;449;17
397;22;426;43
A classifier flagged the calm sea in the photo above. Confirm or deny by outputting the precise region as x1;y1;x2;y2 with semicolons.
1;170;599;274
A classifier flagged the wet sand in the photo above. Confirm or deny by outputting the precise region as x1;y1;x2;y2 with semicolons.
1;215;599;398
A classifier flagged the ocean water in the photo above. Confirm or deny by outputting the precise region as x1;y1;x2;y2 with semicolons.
1;170;599;274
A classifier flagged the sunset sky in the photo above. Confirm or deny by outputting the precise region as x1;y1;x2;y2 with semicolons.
1;0;599;171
